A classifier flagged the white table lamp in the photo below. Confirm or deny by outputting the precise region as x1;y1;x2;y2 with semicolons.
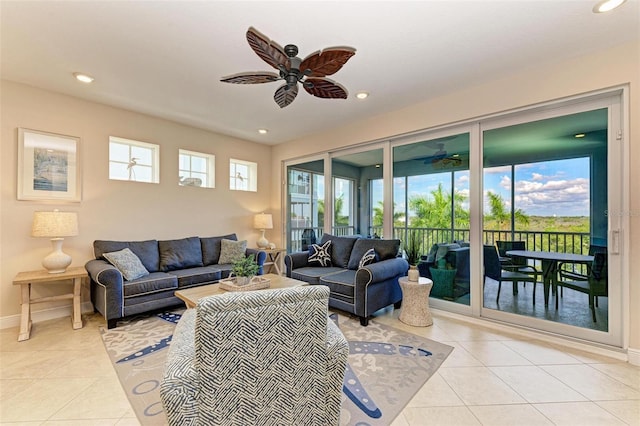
254;213;273;249
32;209;78;273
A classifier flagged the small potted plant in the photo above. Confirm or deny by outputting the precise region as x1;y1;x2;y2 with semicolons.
403;230;422;281
231;254;260;286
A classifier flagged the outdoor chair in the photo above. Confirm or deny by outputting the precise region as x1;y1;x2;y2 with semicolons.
160;285;349;426
556;251;608;322
558;244;607;281
483;245;539;304
496;241;541;276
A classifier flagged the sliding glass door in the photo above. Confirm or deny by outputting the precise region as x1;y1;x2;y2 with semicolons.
282;89;624;347
392;133;471;306
286;159;324;252
480;96;623;346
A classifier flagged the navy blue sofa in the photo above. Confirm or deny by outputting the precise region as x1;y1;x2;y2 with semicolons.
85;234;266;328
285;233;408;326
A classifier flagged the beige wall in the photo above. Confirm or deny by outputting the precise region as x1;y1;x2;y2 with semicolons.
1;81;272;321
271;41;639;353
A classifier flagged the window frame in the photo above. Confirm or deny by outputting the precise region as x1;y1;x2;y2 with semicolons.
108;136;160;184
229;158;258;192
178;149;215;188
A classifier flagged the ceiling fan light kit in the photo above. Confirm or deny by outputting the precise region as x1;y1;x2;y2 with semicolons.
221;27;356;108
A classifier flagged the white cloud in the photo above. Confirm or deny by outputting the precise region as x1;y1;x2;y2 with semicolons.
500;175;511;190
515;177;589;215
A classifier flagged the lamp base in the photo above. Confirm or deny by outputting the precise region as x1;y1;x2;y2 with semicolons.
43;238;72;274
256;229;269;249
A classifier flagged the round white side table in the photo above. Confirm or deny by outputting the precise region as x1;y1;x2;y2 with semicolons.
398;276;433;327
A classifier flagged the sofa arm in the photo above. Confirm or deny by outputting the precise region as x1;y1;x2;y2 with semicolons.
284;251;309;277
246;248;267;275
85;259;123;288
356;257;409;284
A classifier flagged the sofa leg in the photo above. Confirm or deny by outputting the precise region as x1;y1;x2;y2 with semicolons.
359;316;369;326
394;300;402;309
107;318;118;329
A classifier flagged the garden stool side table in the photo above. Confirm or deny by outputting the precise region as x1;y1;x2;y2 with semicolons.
398;276;433;327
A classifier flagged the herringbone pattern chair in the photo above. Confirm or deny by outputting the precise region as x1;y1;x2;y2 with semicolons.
160;285;348;426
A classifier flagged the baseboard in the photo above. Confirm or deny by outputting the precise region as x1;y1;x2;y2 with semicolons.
628;347;640;366
0;301;94;330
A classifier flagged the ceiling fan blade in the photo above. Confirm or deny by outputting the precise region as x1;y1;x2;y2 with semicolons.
246;27;290;71
220;72;281;84
300;48;356;77
304;78;348;99
274;83;298;108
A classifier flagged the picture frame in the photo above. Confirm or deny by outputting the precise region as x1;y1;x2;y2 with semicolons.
17;128;81;202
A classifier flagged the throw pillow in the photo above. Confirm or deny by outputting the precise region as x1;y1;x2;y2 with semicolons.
358;248;378;269
158;237;204;272
308;240;332;267
218;239;247;264
103;248;149;281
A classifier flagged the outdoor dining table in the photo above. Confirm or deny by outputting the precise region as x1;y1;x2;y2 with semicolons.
505;250;594;307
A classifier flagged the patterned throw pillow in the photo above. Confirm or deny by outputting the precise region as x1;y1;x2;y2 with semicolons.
103;248;149;281
218;239;248;264
358;248;378;269
308;240;332;267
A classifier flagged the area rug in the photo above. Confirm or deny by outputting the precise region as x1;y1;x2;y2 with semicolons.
101;310;453;426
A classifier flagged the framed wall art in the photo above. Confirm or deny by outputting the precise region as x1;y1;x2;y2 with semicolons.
17;128;81;202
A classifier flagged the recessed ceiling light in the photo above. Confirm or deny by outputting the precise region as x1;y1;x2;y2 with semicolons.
575;133;586;138
258;129;268;134
73;72;94;83
356;91;369;100
593;0;626;13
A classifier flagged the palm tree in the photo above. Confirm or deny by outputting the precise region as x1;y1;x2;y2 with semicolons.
372;201;405;227
409;183;469;229
318;195;349;226
485;191;529;230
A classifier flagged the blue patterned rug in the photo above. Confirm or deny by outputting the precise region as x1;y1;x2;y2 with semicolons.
101;310;452;426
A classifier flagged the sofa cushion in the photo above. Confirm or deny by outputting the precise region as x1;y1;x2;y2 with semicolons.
358;248;378;269
168;266;222;288
94;239;160;272
122;272;178;298
308;240;332;267
103;248;149;281
159;237;204;272
320;234;359;268
347;238;400;269
201;233;238;265
319;269;357;303
218;239;247;264
290;267;344;285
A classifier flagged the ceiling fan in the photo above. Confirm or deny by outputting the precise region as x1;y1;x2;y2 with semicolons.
415;143;463;167
220;27;356;108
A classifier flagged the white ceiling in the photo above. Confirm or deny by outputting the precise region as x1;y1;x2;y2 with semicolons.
1;1;638;145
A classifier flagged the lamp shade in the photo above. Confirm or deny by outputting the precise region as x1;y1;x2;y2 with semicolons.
32;210;78;238
253;213;273;230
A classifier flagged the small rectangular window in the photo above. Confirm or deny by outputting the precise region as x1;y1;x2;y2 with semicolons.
179;149;215;188
109;136;159;183
230;158;257;192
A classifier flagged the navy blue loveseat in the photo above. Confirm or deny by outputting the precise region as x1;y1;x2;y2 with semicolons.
285;233;408;326
85;234;266;328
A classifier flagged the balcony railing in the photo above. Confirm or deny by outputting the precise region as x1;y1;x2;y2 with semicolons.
289;226;591;256
289;226;356;252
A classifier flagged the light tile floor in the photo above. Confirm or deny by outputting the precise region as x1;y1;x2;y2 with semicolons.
1;309;638;425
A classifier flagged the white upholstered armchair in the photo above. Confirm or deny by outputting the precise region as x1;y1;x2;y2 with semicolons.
160;285;348;426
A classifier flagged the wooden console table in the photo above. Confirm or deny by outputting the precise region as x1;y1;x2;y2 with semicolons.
263;248;286;275
12;266;87;341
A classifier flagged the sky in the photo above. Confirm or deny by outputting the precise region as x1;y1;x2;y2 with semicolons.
382;157;591;218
